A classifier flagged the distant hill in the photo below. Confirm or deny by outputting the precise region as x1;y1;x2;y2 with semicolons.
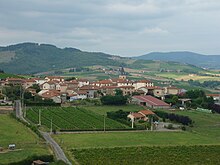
0;43;125;74
135;51;220;69
0;43;206;74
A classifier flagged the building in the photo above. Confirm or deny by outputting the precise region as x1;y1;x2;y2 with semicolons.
118;86;135;95
41;90;61;103
45;76;64;82
127;109;155;122
164;86;180;95
132;95;170;109
206;94;220;101
5;78;24;86
133;80;154;90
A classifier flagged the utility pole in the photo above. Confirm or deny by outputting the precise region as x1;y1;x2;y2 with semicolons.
131;118;134;129
50;118;53;134
103;115;106;132
39;109;41;126
150;116;153;131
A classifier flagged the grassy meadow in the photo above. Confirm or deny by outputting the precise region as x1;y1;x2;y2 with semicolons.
82;104;144;115
0;114;51;164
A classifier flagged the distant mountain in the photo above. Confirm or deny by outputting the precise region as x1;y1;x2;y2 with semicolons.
0;43;207;75
0;43;125;74
135;51;220;69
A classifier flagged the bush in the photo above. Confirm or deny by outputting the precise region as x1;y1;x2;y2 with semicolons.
181;126;186;131
138;120;145;123
9;154;54;165
100;95;128;105
166;124;173;129
155;111;193;126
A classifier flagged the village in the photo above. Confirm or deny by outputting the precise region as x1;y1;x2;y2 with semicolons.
0;70;219;165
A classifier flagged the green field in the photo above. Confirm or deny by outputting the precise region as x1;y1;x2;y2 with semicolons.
0;73;23;79
82;105;143;115
26;107;128;130
71;145;220;165
0;114;51;164
52;109;220;164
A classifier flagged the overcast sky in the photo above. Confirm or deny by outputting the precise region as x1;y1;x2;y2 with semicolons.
0;0;220;56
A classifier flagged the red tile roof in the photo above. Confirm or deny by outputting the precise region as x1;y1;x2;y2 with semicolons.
136;80;152;83
131;112;145;118
80;85;100;90
41;90;60;98
206;94;220;97
133;95;170;107
139;110;155;115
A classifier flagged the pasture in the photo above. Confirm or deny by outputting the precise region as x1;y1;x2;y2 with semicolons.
0;114;51;164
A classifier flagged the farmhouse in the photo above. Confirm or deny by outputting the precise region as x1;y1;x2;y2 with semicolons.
127;109;155;122
127;112;145;121
132;95;170;109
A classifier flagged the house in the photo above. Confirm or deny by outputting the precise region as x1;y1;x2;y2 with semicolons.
133;80;154;90
78;79;90;87
93;79;114;87
101;86;118;96
79;85;100;98
60;83;68;93
40;81;57;90
118;86;135;95
127;112;145;121
111;78;133;87
164;86;180;95
41;90;61;103
132;95;170;109
145;86;165;97
22;79;36;88
5;78;24;85
127;109;155;122
76;91;88;99
66;80;79;88
45;76;64;82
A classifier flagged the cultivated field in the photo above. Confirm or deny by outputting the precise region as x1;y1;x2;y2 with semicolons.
0;114;51;164
53;109;220;164
71;145;220;165
26;107;128;130
82;105;143;115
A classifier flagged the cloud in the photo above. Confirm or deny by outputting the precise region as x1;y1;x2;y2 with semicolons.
139;27;169;35
0;0;220;56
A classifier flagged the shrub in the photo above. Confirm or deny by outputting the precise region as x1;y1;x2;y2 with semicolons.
167;124;173;129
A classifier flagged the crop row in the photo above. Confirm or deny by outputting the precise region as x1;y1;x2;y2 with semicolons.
26;107;127;130
71;145;220;165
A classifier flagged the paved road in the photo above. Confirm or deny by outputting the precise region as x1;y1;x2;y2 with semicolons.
41;131;73;165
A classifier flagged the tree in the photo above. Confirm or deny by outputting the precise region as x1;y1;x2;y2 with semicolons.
115;89;123;96
31;84;41;93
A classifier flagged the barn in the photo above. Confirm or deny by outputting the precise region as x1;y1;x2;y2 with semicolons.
132;95;170;109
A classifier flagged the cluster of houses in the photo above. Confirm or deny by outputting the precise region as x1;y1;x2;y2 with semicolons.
0;75;181;104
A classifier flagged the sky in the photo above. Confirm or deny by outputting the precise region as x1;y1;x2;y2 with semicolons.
0;0;220;56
